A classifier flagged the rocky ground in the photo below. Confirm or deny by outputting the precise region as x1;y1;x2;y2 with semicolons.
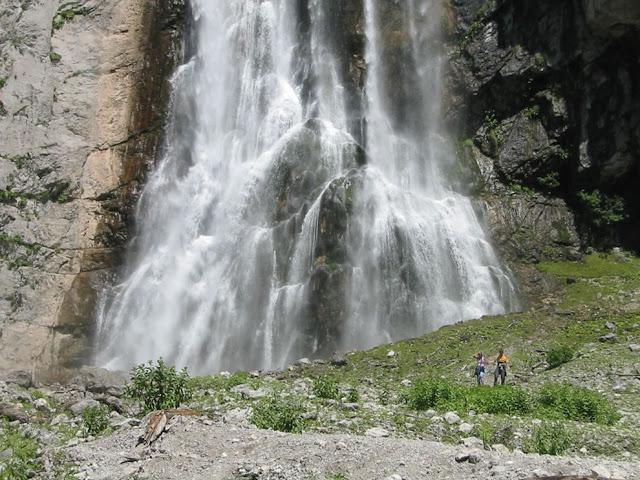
1;252;640;479
67;417;638;480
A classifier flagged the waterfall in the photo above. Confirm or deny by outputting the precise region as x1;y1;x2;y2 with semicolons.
96;0;519;374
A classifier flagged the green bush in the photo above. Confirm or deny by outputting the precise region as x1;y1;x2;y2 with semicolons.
577;190;626;228
536;383;619;425
250;396;305;433
0;422;41;479
525;421;571;455
404;380;530;415
546;345;574;369
346;387;359;403
464;386;532;415
403;379;455;410
473;419;515;449
124;358;193;414
81;404;110;436
312;375;339;400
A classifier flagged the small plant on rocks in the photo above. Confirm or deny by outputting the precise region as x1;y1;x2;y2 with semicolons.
312;375;339;400
124;358;193;414
346;386;359;403
250;396;305;433
546;344;574;369
81;404;110;436
0;421;42;479
524;420;572;455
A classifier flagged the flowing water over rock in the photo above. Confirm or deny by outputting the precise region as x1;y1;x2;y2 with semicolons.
96;0;519;373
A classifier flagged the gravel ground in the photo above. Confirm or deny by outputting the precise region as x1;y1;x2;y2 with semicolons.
67;416;640;480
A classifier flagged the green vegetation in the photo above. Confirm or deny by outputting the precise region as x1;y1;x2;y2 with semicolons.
402;379;615;424
0;421;41;480
49;52;62;63
577;190;626;228
81;404;110;436
546;345;574;369
250;396;305;433
525;421;572;455
124;358;193;414
326;474;349;480
537;383;619;425
523;105;540;119
312;375;340;400
484;111;504;149
538;171;560;190
0;76;6;89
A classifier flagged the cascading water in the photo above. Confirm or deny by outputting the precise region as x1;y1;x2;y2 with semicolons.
96;0;519;374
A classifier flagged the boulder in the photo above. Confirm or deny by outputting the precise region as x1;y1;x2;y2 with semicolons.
0;403;29;423
70;398;101;416
365;427;390;438
69;367;127;397
444;411;461;425
230;384;268;400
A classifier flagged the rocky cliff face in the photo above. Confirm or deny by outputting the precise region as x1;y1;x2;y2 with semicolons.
0;0;184;380
446;0;640;254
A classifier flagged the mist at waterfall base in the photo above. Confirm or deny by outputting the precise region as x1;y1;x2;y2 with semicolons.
96;0;519;374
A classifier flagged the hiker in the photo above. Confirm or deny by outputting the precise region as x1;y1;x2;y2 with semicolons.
494;348;508;386
474;352;486;385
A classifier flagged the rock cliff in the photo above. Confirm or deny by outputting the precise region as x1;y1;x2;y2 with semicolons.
0;0;184;380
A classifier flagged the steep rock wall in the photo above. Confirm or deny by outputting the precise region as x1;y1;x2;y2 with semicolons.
446;0;640;253
0;0;184;381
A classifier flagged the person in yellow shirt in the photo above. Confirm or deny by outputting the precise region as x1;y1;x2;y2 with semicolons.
494;348;508;386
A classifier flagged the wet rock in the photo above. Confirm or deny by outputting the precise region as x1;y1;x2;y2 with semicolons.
330;354;347;367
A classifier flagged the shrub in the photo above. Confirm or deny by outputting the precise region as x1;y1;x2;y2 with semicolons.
465;386;532;415
0;421;41;479
546;345;574;369
81;404;110;436
525;421;571;455
312;375;339;400
250;396;305;433
346;387;359;403
473;419;515;449
403;379;454;410
124;358;193;414
577;190;626;228
536;383;619;425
